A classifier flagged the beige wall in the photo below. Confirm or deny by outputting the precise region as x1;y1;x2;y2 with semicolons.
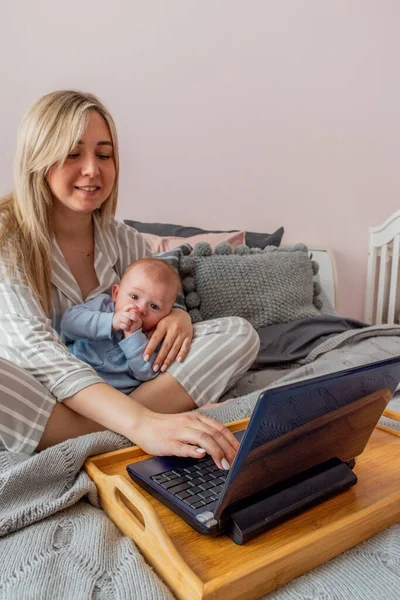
1;1;400;318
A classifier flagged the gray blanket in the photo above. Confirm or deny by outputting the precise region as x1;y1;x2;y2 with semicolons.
253;315;367;367
1;324;400;600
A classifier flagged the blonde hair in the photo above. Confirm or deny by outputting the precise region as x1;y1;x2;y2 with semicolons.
123;258;182;297
0;90;119;314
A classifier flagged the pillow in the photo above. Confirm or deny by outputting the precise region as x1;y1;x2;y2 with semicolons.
154;243;192;266
153;244;192;310
245;228;284;249
124;219;233;237
124;219;284;249
142;230;246;254
179;242;323;328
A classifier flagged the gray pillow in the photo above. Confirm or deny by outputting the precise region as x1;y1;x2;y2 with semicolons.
179;242;322;328
154;244;192;310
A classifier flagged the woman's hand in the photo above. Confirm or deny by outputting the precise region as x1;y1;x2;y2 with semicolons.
131;407;240;470
144;308;193;372
65;383;238;469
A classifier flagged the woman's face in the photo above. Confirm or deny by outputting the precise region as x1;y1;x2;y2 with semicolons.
47;111;116;216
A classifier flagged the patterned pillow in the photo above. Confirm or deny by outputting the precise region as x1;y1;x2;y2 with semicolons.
142;230;246;253
154;244;192;310
179;242;322;328
153;243;192;268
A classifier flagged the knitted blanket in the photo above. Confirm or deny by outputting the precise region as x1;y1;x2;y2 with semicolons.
1;325;400;600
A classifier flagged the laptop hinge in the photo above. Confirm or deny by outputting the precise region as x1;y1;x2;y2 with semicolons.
225;459;357;545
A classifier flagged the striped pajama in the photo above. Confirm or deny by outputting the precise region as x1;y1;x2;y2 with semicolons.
0;213;259;453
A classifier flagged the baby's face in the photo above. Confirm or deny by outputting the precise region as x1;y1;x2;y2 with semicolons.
113;265;177;331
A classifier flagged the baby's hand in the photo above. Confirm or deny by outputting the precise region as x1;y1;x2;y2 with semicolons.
124;310;142;338
113;304;142;334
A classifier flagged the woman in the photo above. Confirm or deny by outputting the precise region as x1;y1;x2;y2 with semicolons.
0;90;259;468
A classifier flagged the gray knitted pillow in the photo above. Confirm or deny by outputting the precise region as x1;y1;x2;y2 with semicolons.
179;242;322;328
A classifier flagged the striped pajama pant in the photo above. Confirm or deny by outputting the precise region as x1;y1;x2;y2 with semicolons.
0;317;259;453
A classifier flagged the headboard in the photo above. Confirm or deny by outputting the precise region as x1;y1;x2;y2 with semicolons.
364;210;400;325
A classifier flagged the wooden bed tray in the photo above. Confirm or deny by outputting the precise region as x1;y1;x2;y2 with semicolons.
85;408;400;600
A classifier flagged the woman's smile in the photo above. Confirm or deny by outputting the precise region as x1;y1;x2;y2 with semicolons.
74;185;102;197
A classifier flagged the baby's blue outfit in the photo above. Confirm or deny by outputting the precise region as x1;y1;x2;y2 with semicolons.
61;294;158;394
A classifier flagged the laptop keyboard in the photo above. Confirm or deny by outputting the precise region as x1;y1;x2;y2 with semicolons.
150;457;227;509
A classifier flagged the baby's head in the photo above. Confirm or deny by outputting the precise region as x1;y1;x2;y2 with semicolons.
112;258;181;331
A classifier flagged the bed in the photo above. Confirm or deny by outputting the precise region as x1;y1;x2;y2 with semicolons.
1;221;400;600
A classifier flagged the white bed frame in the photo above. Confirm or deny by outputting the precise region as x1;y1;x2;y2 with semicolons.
364;210;400;325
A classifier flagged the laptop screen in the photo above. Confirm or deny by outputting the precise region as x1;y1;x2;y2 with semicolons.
215;357;400;519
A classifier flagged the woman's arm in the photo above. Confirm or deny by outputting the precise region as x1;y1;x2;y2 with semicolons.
64;382;238;469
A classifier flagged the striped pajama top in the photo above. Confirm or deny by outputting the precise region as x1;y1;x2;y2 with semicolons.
0;212;152;401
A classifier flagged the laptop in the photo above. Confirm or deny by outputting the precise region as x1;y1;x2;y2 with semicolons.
127;356;400;544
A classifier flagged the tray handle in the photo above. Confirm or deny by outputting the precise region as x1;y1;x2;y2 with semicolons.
102;473;203;597
105;474;172;546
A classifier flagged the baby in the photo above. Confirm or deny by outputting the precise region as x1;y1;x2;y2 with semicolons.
61;258;181;394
